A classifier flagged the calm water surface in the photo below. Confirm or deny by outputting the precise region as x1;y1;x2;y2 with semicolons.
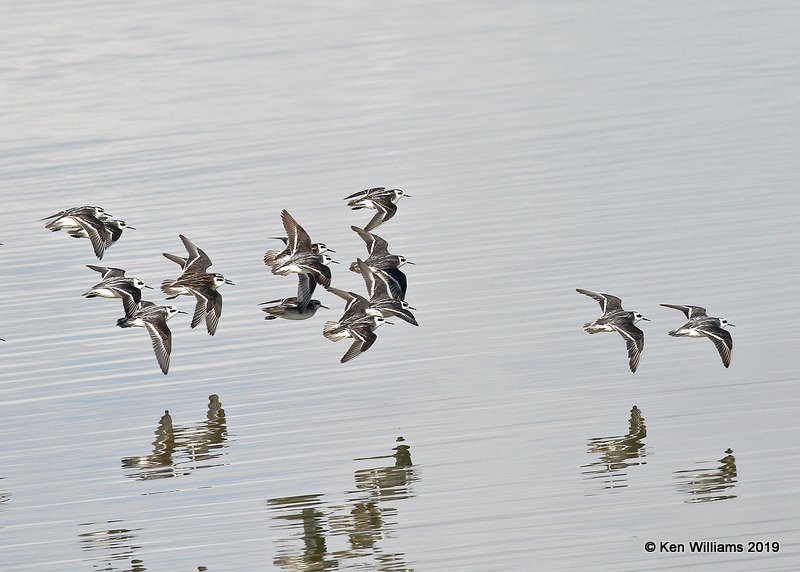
2;1;800;570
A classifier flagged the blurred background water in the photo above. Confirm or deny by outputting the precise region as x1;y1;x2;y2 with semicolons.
1;1;799;570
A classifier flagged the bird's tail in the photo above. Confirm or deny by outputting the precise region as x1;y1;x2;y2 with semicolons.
323;321;347;341
583;321;601;333
261;304;283;320
263;250;281;266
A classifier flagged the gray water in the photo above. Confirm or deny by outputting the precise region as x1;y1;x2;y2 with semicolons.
2;1;799;570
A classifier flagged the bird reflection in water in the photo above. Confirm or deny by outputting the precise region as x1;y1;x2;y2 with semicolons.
674;448;737;504
268;494;338;570
121;394;228;480
582;405;647;492
268;437;418;571
78;520;146;571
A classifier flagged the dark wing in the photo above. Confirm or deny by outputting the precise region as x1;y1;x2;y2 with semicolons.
297;257;331;287
296;273;317;313
259;297;296;306
363;198;398;232
340;327;377;363
179;235;213;274
351;225;389;256
189;291;208;330
343;188;368;200
660;304;707;319
344;187;385;200
87;265;126;278
120;296;139;320
355;258;379;297
325;286;369;319
163;252;189;268
697;325;733;368
281;210;312;254
144;319;172;375
368;268;402;300
105;221;123;244
204;289;223;336
611;321;644;373
576;289;623;313
383;267;407;300
111;281;143;318
74;215;108;259
187;285;222;335
378;302;418;326
40;209;67;221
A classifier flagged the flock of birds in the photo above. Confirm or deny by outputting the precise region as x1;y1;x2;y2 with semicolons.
577;289;735;372
260;187;416;363
38;188;415;374
26;199;736;376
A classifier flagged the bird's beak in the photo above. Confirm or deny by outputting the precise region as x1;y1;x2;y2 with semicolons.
404;194;412;198
127;226;137;231
642;317;651;321
326;248;337;253
728;323;736;327
330;260;340;264
405;261;416;265
407;305;417;311
320;304;330;309
225;278;235;285
144;284;154;289
385;320;395;325
177;310;188;314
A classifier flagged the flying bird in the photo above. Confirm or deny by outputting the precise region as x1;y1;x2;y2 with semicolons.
349;225;414;272
577;288;649;373
42;206;111;259
117;301;186;374
162;235;233;335
354;259;418;326
323;313;391;363
69;218;135;252
83;265;153;318
260;297;328;320
660;304;734;367
267;211;338;311
344;187;410;231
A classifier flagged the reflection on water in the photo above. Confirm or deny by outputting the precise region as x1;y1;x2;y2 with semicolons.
78;520;145;571
269;438;418;571
269;494;338;571
583;406;647;493
121;395;228;481
675;449;738;504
